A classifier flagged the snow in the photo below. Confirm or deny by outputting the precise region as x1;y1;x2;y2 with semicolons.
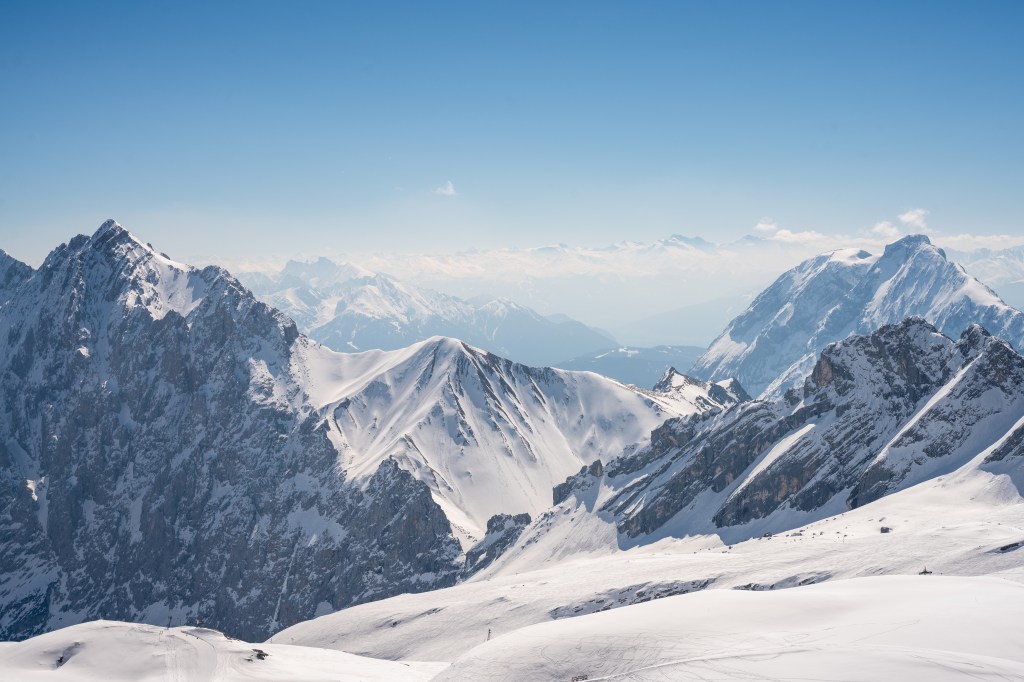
694;234;1024;398
6;221;1024;679
292;335;681;543
434;575;1024;681
92;222;209;322
0;621;446;681
272;465;1024;664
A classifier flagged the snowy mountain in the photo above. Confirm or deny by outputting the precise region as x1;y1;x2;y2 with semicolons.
236;260;615;367
275;320;1024;669
0;221;684;642
692;234;1024;397
294;335;688;545
597;318;1024;541
0;222;462;642
644;367;749;415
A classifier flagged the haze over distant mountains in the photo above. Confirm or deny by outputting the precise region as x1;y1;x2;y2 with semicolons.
235;233;1024;393
231;231;1024;351
239;256;715;387
236;259;615;369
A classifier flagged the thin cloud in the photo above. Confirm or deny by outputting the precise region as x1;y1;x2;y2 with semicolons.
754;218;778;233
871;221;901;240
768;228;827;244
935;233;1024;251
898;208;929;230
433;180;457;197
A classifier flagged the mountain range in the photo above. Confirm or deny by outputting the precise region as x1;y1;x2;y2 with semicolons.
0;222;732;641
237;258;615;368
2;222;1024;681
271;318;1024;670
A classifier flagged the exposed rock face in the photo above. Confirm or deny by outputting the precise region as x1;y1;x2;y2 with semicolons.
463;513;532;577
692;235;1024;397
0;249;32;304
553;460;605;506
0;223;463;641
581;319;1024;542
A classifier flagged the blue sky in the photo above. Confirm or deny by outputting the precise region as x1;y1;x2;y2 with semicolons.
1;1;1021;265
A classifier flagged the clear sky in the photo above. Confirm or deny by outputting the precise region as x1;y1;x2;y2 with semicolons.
1;0;1021;266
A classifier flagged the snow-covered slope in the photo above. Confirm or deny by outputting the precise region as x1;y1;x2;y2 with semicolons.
693;234;1024;397
434;575;1024;681
295;336;683;544
0;620;445;681
273;318;1024;663
237;260;615;367
600;319;1024;542
271;462;1024;663
0;221;681;642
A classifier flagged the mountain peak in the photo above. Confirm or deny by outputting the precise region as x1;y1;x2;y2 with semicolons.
652;366;693;392
882;233;937;259
694;231;1024;397
88;219;156;258
95;218;125;237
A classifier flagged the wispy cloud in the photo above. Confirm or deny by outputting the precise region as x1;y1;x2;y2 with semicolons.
768;228;826;244
433;180;457;197
871;221;901;240
898;208;929;230
935;233;1024;251
754;218;778;233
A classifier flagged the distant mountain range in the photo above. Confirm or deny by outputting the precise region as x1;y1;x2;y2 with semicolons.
692;235;1024;397
948;244;1024;312
237;258;616;368
283;233;831;347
